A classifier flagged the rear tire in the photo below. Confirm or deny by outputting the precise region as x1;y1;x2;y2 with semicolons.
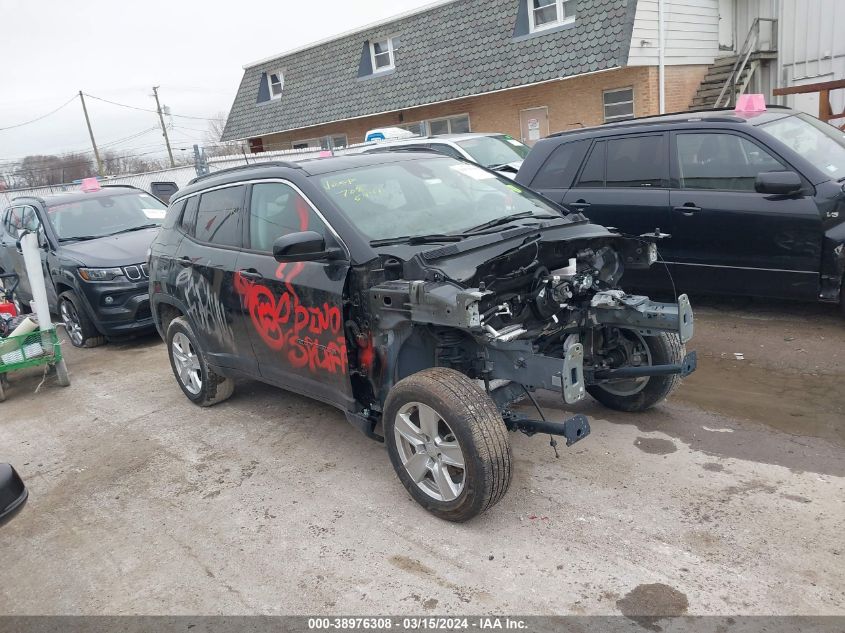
587;331;684;412
166;317;234;407
384;368;512;522
58;291;105;348
0;374;6;402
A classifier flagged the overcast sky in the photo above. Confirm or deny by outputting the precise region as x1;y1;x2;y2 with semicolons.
0;0;436;167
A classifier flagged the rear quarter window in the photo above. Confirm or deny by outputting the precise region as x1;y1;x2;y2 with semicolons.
162;199;186;230
530;140;589;189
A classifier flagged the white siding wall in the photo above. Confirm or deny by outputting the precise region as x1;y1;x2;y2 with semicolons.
734;0;778;52
627;0;721;66
778;0;845;118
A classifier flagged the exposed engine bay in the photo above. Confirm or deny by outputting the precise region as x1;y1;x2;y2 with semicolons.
346;228;696;443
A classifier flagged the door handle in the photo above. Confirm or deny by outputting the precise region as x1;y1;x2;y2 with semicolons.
238;269;263;281
673;204;701;216
177;256;193;267
568;199;591;210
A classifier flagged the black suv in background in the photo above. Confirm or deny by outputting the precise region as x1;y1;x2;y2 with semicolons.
0;186;167;346
516;106;845;311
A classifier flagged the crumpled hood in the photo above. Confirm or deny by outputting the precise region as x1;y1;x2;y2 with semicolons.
59;227;158;267
375;219;621;284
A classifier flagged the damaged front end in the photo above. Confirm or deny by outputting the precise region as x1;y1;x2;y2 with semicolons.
358;229;696;448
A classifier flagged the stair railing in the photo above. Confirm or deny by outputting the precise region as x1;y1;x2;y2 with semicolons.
713;17;778;108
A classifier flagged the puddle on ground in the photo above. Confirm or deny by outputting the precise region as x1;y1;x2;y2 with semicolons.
676;356;845;447
634;437;677;455
616;583;689;631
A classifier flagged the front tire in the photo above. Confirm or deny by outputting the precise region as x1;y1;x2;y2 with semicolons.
166;317;234;407
58;291;105;348
587;331;684;412
384;368;512;522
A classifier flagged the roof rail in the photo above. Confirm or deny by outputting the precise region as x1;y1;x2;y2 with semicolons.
187;161;302;186
549;104;792;137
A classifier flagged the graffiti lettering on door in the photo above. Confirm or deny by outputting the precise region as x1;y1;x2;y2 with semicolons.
234;271;347;375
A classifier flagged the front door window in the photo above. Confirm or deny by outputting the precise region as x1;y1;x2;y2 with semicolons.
676;133;786;191
235;182;352;406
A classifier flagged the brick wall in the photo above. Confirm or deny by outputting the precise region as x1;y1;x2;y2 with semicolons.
254;65;709;151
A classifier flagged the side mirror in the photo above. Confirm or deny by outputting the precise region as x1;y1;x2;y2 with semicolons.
272;231;344;263
755;171;803;196
37;230;49;250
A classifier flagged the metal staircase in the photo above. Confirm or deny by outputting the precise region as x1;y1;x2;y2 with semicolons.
690;18;778;109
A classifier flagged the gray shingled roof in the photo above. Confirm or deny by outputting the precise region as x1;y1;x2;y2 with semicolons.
222;0;637;141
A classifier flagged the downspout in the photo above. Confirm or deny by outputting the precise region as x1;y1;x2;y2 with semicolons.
658;0;666;114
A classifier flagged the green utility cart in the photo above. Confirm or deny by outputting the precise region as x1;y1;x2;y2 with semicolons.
0;273;70;402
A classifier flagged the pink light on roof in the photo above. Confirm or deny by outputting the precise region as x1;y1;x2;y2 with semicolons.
318;150;333;158
735;94;767;114
80;177;101;192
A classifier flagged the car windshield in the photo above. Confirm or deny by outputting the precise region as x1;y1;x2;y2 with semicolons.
318;157;564;242
456;135;530;168
47;191;166;240
759;113;845;180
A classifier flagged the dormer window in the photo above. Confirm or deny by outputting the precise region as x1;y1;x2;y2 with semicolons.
528;0;576;32
370;38;395;72
269;71;284;99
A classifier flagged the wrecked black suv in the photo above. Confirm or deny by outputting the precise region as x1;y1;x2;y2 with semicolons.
149;154;695;521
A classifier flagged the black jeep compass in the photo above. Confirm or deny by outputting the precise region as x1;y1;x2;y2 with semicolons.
149;154;695;521
0;185;167;346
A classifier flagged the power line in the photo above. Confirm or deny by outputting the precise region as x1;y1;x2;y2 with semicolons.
0;125;167;164
82;92;217;121
0;95;78;132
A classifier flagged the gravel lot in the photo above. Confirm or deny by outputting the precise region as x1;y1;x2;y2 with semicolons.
0;297;843;616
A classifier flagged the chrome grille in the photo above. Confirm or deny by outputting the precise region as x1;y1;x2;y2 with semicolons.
123;264;148;281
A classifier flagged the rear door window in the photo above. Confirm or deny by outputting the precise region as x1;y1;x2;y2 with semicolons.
195;186;245;247
605;135;666;188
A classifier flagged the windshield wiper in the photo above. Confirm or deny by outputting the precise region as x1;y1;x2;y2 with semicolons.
488;163;518;172
106;223;160;236
58;235;101;242
464;212;561;234
371;234;466;247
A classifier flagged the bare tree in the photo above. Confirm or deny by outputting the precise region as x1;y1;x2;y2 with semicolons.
204;112;246;157
102;150;168;176
14;153;95;187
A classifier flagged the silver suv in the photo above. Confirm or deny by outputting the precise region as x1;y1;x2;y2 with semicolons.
358;133;530;178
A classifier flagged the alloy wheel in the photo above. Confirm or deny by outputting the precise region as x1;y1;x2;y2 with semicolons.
171;332;203;395
393;402;466;502
60;300;84;346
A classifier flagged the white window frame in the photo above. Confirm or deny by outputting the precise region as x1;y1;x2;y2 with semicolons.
427;113;472;136
293;138;321;150
603;87;635;122
328;134;348;149
397;121;426;137
370;38;395;73
268;70;284;99
527;0;576;33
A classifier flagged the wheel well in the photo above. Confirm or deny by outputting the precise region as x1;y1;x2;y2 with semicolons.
157;302;183;335
54;282;73;297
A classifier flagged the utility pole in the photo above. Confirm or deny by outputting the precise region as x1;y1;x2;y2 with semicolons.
152;86;176;168
79;91;104;176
